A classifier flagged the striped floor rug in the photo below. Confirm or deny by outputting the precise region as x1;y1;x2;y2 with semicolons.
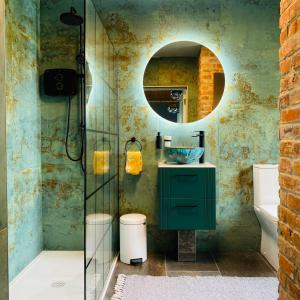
112;274;278;300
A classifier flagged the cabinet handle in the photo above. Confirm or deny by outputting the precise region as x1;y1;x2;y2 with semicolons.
175;174;197;177
175;205;198;208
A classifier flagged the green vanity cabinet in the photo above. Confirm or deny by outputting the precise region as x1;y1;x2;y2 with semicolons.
159;163;216;230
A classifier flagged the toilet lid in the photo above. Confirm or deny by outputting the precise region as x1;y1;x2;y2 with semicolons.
253;164;278;169
120;213;146;225
86;213;112;225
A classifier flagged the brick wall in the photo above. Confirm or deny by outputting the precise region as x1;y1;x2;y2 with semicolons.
279;0;300;299
197;47;223;119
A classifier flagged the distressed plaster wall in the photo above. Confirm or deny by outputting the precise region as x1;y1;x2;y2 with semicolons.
5;0;43;280
99;0;280;252
4;0;85;283
40;0;84;250
0;0;9;297
144;57;199;122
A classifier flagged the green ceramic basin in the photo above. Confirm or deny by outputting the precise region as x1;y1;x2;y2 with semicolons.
164;146;204;164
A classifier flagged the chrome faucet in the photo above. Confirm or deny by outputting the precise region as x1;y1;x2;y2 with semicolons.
192;131;205;163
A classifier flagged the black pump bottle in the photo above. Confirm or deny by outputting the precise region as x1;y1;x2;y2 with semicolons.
156;132;162;149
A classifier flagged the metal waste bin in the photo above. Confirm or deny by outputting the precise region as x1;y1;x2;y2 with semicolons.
120;213;147;265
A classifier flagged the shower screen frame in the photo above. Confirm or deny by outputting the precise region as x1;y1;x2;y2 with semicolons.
83;0;120;298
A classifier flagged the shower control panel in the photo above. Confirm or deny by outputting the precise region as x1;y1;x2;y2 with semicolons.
44;68;78;96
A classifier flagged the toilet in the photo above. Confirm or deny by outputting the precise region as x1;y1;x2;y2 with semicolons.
253;164;279;270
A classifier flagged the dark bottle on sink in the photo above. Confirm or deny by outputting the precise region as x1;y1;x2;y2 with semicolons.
156;132;162;149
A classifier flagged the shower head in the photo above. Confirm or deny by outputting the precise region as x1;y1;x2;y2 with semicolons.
60;7;83;26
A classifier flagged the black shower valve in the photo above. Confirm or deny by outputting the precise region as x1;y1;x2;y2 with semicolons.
44;68;78;96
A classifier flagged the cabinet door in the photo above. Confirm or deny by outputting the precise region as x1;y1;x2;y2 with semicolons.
159;168;215;230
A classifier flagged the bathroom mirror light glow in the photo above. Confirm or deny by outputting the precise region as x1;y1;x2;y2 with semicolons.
143;41;225;123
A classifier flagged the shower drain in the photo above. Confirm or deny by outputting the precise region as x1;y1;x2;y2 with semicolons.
51;281;66;288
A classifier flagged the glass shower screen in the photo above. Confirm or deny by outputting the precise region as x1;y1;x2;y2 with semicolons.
84;0;119;299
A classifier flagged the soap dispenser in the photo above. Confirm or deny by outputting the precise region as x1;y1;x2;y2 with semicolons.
156;132;162;149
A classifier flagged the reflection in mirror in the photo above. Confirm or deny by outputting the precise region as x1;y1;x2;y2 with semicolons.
143;41;225;123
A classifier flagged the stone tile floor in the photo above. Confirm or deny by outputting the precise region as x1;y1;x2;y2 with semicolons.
104;251;276;299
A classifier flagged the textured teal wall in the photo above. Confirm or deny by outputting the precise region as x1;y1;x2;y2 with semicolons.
5;0;85;282
0;0;8;297
6;0;43;280
100;0;280;252
40;0;84;250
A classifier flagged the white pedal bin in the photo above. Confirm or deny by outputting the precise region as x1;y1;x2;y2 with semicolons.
120;213;147;265
86;213;112;262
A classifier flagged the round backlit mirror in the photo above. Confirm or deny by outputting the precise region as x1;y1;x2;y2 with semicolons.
143;41;225;123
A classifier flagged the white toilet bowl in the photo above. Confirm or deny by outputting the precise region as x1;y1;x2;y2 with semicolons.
253;164;279;270
254;204;278;270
